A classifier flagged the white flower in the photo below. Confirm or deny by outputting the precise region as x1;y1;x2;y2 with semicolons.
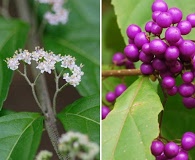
6;57;20;70
36;150;53;160
58;131;99;160
6;47;84;86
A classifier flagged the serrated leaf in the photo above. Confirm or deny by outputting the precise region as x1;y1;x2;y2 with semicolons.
102;76;163;160
43;0;100;96
0;112;43;160
0;18;29;110
58;94;100;144
112;0;195;44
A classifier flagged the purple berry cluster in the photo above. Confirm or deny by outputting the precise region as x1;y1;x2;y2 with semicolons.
102;83;127;119
112;52;135;69
151;132;195;160
124;0;195;109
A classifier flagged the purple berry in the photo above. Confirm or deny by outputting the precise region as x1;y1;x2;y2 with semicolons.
106;91;116;102
112;52;125;66
170;60;183;74
162;76;175;89
181;133;195;150
152;58;167;72
173;150;188;160
126;24;141;39
182;97;195;109
165;27;181;43
134;32;149;49
179;40;195;58
139;51;154;63
140;63;154;75
151;23;163;35
150;39;167;55
182;72;194;83
177;20;192;35
142;43;150;55
187;13;195;27
165;46;179;61
156;153;167;160
156;12;173;28
150;140;164;156
125;60;135;69
167;86;178;96
152;0;168;12
124;44;139;62
145;21;154;33
102;106;110;120
164;142;179;158
178;83;195;97
152;11;161;22
115;84;127;97
168;7;182;24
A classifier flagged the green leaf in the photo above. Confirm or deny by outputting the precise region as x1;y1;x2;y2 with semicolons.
102;6;125;65
102;76;163;160
112;0;195;44
58;94;100;144
0;112;43;160
43;0;100;96
0;18;29;110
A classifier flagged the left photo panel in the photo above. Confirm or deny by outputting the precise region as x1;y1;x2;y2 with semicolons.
1;0;100;160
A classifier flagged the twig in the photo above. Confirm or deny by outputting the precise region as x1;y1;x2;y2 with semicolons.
102;69;142;77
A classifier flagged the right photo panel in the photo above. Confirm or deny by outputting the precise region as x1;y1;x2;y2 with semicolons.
102;0;195;159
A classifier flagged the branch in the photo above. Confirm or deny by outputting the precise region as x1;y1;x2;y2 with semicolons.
15;1;64;159
102;69;142;77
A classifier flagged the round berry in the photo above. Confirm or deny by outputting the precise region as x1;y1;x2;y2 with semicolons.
181;133;195;150
151;23;163;35
167;86;178;96
165;46;179;61
150;140;164;156
187;13;195;27
112;52;125;66
174;150;188;160
152;58;167;72
162;76;175;89
178;83;195;97
106;91;116;103
177;20;192;35
126;24;141;39
140;63;154;75
182;72;194;83
179;40;195;58
139;51;154;63
168;7;182;24
134;32;149;49
152;11;161;22
151;0;168;12
125;60;135;69
156;12;173;28
102;106;110;120
142;43;150;55
115;84;127;97
150;39;167;55
165;27;181;43
145;21;154;33
182;97;195;109
164;142;179;158
170;60;183;74
124;44;139;62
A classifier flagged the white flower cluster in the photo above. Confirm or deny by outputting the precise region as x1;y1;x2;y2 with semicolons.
36;0;69;25
58;131;99;160
6;47;84;87
36;150;53;160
